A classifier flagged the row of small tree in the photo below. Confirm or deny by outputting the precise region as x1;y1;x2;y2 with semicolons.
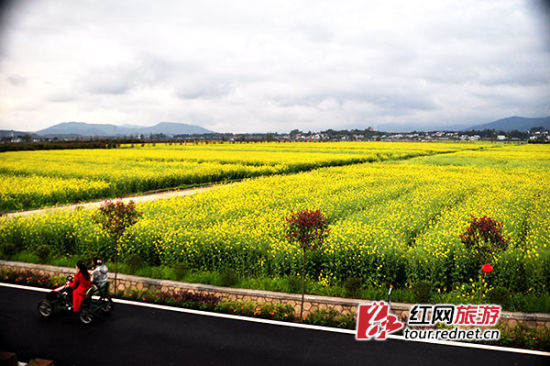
94;201;509;317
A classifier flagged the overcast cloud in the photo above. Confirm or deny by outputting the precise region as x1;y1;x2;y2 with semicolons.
0;0;549;133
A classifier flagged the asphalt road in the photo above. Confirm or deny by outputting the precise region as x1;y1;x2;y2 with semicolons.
0;286;547;366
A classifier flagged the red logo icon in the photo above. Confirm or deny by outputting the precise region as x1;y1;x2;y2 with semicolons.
356;301;404;340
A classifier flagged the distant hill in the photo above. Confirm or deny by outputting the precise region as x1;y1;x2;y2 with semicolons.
0;130;36;138
137;122;213;135
464;116;550;132
36;122;213;137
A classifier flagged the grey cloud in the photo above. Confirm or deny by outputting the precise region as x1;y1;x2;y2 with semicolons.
6;74;25;85
471;85;550;109
266;79;439;115
47;93;77;102
1;0;549;132
85;70;133;95
176;81;234;100
291;22;333;43
84;59;164;95
84;56;205;96
274;92;437;114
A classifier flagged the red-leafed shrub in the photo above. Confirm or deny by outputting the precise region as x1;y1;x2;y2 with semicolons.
284;209;330;319
285;209;330;250
459;215;510;263
94;200;141;243
94;200;142;289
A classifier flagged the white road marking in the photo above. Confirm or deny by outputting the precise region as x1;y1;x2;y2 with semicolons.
1;282;51;293
2;282;549;357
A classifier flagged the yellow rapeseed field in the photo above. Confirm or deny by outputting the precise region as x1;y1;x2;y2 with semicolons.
1;142;548;297
0;141;480;211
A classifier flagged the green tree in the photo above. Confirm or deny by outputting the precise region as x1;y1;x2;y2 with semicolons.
21;134;32;142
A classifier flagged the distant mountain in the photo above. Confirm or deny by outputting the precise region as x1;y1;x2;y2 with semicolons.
463;116;550;132
37;122;119;136
0;130;37;138
138;122;213;135
36;122;213;137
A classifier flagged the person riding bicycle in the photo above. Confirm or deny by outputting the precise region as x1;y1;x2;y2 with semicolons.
91;257;109;287
68;260;93;312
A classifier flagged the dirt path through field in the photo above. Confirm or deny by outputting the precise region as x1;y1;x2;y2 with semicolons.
4;184;225;218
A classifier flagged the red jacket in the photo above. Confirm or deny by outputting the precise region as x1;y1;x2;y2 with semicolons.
69;271;93;312
70;271;93;296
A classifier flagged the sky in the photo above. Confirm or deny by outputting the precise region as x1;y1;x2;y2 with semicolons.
0;0;549;133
